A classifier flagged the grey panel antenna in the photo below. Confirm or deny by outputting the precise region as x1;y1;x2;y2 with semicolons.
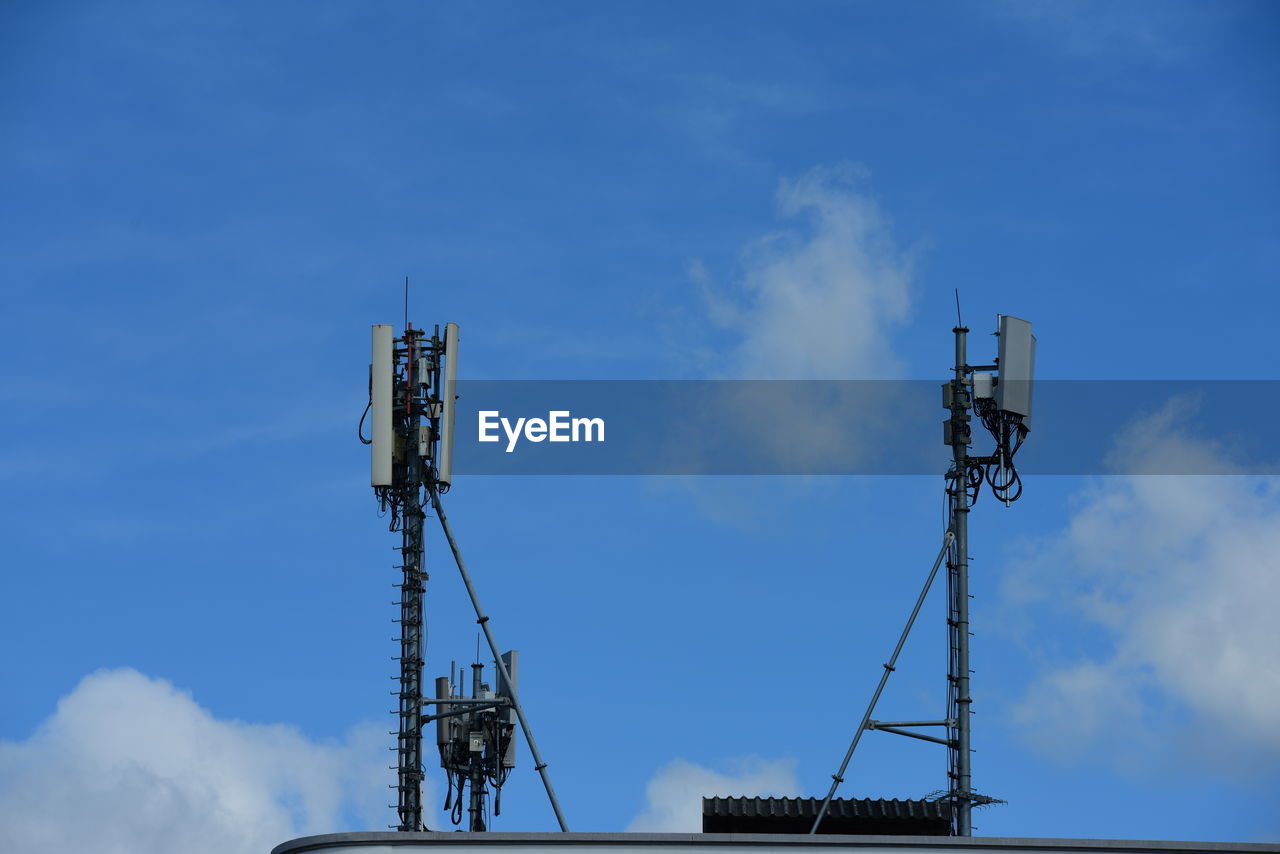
498;651;520;768
995;315;1035;419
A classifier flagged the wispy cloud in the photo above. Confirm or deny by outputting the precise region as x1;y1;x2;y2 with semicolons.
697;164;915;380
984;0;1239;62
0;669;391;854
626;757;799;833
667;165;917;517
1001;402;1280;775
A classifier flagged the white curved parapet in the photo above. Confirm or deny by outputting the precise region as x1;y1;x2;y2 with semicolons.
272;831;1280;854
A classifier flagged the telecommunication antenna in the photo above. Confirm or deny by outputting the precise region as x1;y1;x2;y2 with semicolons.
810;313;1035;836
361;315;568;833
431;652;520;830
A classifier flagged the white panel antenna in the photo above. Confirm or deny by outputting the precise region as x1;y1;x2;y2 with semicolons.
437;322;460;486
371;324;394;486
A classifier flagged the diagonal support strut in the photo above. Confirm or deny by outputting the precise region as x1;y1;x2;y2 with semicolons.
809;529;955;834
428;487;570;832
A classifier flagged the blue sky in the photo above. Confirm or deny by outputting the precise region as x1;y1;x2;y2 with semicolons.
2;1;1279;851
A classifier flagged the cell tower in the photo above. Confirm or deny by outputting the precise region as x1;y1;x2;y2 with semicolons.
363;317;567;833
811;313;1036;836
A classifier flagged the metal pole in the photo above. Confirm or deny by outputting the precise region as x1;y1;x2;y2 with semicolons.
468;663;486;832
396;330;426;832
428;488;571;832
469;767;486;831
949;325;973;836
809;531;955;834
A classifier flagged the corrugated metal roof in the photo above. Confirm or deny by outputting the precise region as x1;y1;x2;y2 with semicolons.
704;796;952;821
702;796;952;835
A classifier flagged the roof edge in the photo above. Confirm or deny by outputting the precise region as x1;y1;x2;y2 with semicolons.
273;831;1280;854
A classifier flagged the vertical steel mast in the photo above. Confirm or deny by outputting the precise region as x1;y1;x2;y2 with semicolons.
811;312;1031;837
946;325;973;836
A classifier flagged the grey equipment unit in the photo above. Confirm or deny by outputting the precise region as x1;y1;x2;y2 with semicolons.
428;656;520;831
811;312;1033;838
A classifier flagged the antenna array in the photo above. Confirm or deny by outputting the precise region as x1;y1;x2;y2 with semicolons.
363;316;567;833
431;654;520;831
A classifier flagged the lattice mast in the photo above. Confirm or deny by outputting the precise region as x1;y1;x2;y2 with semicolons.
365;316;566;833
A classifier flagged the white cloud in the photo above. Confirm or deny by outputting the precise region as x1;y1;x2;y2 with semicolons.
1003;404;1280;773
698;164;914;380
626;757;798;833
0;669;392;854
661;166;916;506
